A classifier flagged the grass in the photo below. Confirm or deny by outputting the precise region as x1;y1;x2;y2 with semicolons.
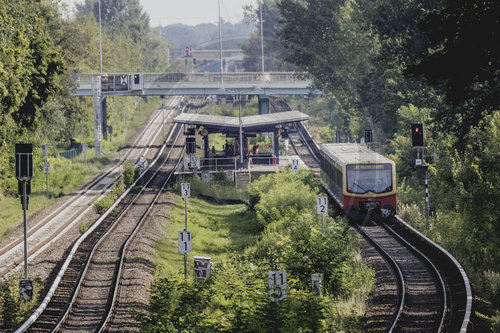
0;99;161;240
155;194;260;277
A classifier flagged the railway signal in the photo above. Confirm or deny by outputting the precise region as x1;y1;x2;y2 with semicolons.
410;124;435;219
15;143;34;294
411;124;424;147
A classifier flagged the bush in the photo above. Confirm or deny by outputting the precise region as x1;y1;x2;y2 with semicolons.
93;196;113;215
123;163;135;186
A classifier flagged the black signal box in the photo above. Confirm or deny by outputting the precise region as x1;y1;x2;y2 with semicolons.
411;124;424;147
364;129;373;143
15;144;33;180
186;137;196;155
18;180;31;196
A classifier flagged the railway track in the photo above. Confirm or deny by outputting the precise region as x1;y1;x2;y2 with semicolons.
13;97;206;332
276;98;472;332
0;96;181;278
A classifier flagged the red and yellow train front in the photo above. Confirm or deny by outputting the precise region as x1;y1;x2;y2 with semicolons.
342;162;396;220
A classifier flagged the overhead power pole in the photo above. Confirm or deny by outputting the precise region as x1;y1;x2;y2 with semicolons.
218;0;224;87
260;1;265;73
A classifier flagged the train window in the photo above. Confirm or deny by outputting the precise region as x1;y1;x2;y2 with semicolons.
346;164;392;194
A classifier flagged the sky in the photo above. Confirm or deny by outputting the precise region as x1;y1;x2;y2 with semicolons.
62;0;258;26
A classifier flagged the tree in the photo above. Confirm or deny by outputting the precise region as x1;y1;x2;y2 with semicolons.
242;0;295;72
408;0;500;136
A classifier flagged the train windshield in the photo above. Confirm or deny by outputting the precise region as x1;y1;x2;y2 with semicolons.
346;163;393;194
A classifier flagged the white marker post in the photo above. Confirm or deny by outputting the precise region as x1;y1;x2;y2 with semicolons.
317;196;328;233
42;143;50;199
268;271;287;301
181;183;190;279
311;273;323;296
291;159;299;172
178;231;192;254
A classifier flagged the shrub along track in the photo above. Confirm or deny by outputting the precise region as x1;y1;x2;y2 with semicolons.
278;97;472;332
14;97;205;332
0;96;181;278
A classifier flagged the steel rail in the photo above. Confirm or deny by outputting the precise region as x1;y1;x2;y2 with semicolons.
54;122;183;333
383;223;448;332
14;100;184;333
0;99;178;277
394;216;473;332
99;128;184;332
353;225;406;332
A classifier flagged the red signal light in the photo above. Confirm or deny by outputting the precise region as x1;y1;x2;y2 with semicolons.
415;127;419;132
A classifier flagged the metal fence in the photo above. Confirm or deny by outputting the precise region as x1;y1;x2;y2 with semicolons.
59;147;83;159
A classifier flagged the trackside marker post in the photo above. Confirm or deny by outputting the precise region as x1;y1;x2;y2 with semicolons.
181;183;190;279
268;271;287;301
317;196;328;233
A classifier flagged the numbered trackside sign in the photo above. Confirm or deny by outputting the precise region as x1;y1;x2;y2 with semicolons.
202;172;210;184
178;231;192;253
19;279;34;300
291;159;299;172
317;197;328;215
43;161;50;174
181;183;190;198
268;270;287;302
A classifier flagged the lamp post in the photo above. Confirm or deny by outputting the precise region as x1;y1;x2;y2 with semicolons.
238;93;243;164
218;87;261;166
98;0;102;73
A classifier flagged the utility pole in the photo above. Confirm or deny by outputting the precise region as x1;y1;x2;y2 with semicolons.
98;0;102;73
260;1;265;73
218;0;224;87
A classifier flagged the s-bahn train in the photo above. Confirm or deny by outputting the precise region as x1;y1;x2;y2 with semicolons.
319;143;396;220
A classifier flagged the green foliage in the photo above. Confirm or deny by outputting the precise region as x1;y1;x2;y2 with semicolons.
0;274;41;329
242;0;296;72
146;169;373;331
93;176;125;215
408;0;500;133
452;111;500;272
248;169;320;210
123;163;135;186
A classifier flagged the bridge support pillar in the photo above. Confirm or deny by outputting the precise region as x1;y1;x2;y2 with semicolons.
92;75;102;156
102;97;107;141
273;131;280;164
258;95;270;114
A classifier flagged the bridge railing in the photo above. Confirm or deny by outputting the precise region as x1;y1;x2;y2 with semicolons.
73;72;311;89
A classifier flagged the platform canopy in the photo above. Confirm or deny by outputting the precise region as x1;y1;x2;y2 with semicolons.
174;110;309;133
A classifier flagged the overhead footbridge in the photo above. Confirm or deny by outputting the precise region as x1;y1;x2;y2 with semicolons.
69;72;319;156
71;72;317;97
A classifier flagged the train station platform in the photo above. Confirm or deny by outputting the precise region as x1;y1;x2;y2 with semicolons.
174;111;309;165
175;155;309;188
